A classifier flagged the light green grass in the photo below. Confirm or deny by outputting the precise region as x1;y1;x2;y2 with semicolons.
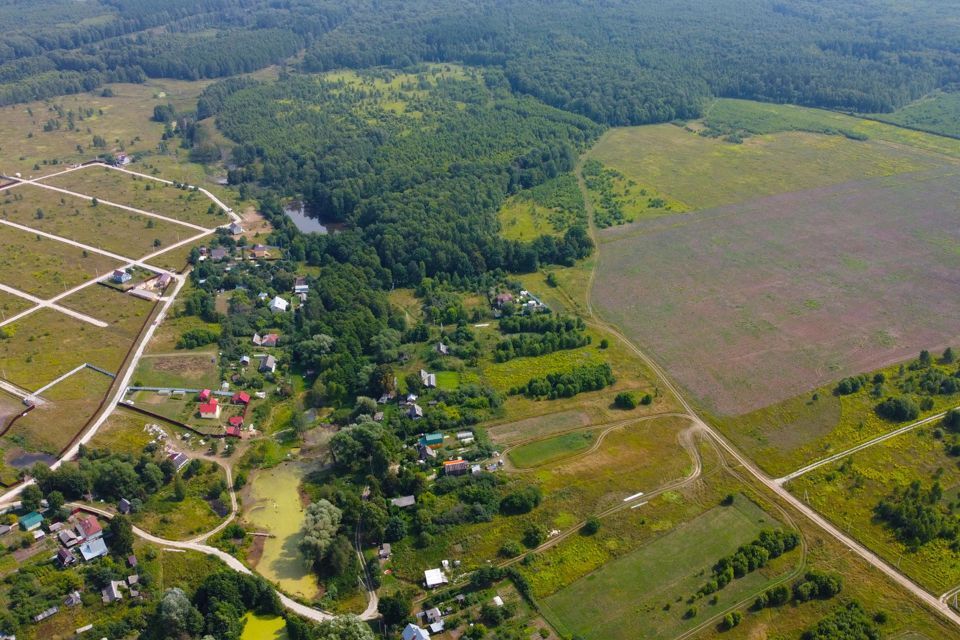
133;353;220;389
541;498;788;640
508;430;595;468
498;198;561;241
588;116;952;214
868;91;960;139
480;345;604;393
87;407;158;455
60;284;154;339
434;370;460;390
131;460;228;539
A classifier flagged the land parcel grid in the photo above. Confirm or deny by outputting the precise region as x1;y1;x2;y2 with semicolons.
592;167;960;415
38;165;229;227
1;183;192;257
0;224;119;298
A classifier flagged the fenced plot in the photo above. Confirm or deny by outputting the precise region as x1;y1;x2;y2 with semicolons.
593;167;960;415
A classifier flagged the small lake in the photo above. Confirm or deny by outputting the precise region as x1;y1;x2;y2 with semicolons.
9;451;57;469
283;201;345;235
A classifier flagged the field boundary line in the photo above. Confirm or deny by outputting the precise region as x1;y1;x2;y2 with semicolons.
98;163;240;222
10;176;212;232
775;407;958;485
0;282;108;328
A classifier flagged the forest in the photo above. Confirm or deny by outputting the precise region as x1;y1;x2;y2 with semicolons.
3;0;960;119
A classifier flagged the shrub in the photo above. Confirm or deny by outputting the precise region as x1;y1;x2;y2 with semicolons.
721;611;742;630
522;524;547;548
499;541;522;558
640;393;653;405
581;516;601;535
875;396;919;421
614;392;637;409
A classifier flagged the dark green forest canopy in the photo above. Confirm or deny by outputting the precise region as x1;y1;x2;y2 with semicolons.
212;71;598;281
2;0;960;120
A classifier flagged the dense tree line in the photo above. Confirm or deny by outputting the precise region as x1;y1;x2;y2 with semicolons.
499;314;584;335
801;601;879;640
493;329;589;362
510;363;615;399
698;529;800;596
874;480;957;549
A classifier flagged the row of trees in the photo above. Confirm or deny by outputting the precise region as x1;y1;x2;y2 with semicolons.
510;363;615;399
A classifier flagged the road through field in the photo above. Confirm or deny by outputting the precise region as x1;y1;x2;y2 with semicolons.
575;161;960;629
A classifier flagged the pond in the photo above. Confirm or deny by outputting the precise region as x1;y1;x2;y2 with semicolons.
8;450;57;469
283;201;346;235
240;612;287;640
244;463;319;600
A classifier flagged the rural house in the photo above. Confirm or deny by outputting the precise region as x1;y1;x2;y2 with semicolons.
199;398;221;419
111;269;132;284
424;568;448;589
293;276;309;294
259;355;277;374
407;404;424;419
443;459;470;476
19;511;42;532
231;391;250;405
419;369;436;388
419;433;444;447
210;247;228;262
268;296;289;313
76;516;102;541
402;624;430;640
79;538;108;562
228;221;243;235
168;452;189;472
390;495;416;508
436;342;449;355
199;389;212;402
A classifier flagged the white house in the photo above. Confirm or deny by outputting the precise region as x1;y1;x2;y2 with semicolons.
424;568;448;589
402;624;430;640
269;296;289;313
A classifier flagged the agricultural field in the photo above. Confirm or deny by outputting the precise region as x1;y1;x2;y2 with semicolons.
487;409;593;446
540;498;790;640
0;308;133;391
38;165;228;227
4;366;113;454
786;421;960;594
1;183;191;257
868;91;960;139
60;285;155;339
507;429;597;468
0;224;119;297
593;167;960;415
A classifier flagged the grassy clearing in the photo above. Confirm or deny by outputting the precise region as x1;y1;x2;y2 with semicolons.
786;422;960;594
0;224;119;297
508;430;596;468
713;358;960;478
132;460;229;539
2;183;190;257
587;120;950;214
4;366;112;453
541;498;786;640
434;370;460;390
480;344;605;393
133;353;220;389
0;290;32;318
87;407;159;455
39;165;228;228
391;415;693;581
498;197;563;241
868;91;960;139
488;409;592;446
60;284;154;339
0;307;132;390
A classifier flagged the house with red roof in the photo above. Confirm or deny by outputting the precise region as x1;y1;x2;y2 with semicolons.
75;516;103;541
199;389;211;402
225;425;242;438
231;391;250;405
228;416;244;428
199;398;221;419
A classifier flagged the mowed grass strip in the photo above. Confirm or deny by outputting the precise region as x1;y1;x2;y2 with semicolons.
0;225;119;298
541;498;786;640
593;167;960;415
60;284;154;339
39;165;228;228
0;307;132;390
6;366;112;453
2;184;189;257
487;409;592;445
508;430;596;468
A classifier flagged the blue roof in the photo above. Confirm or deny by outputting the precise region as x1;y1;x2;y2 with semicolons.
420;433;443;445
79;537;108;561
19;512;42;528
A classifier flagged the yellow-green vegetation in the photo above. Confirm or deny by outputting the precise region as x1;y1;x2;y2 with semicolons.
388;288;423;326
146;289;222;353
587;119;951;215
498;197;563;241
141;542;227;593
786;423;960;594
582;159;689;227
5;366;113;453
60;284;154;339
132;459;230;539
868;90;960;139
508;430;596;468
0;224;119;297
434;370;460;390
323;64;472;116
39;165;228;227
391;415;693;579
713;358;960;478
0;307;132;390
480;344;604;393
0;79;210;177
133;353;220;389
539;498;789;640
1;183;191;257
487;409;592;446
149;236;209;273
240;612;288;640
498;173;586;240
243;463;319;600
705;98;960;158
87;407;158;455
0;290;31;318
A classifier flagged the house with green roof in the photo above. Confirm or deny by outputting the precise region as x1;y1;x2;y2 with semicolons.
419;433;444;448
19;511;42;532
